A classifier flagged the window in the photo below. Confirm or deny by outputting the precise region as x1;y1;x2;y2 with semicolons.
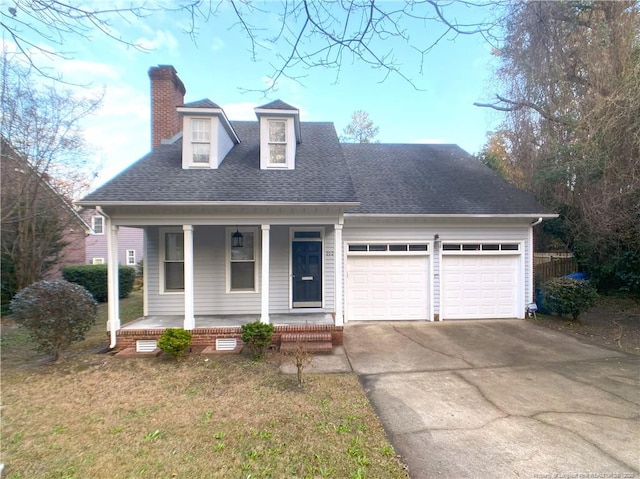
162;231;184;292
268;120;287;165
92;258;104;265
348;244;429;253
91;216;104;235
191;118;211;164
126;250;136;266
229;230;256;291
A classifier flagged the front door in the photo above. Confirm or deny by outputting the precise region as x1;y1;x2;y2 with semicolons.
292;241;322;307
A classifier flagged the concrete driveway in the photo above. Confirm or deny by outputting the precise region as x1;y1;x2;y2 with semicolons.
344;320;640;478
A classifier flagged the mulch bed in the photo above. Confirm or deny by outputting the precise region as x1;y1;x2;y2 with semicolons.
527;296;640;356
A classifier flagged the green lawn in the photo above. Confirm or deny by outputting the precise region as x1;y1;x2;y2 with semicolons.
1;292;408;479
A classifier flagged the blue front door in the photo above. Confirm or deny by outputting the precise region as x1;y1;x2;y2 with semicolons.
292;241;322;307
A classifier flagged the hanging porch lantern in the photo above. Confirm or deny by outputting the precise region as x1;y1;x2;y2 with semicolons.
232;228;244;248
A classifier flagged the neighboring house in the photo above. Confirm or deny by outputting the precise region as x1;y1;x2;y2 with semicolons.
77;65;555;352
81;209;143;268
1;137;89;293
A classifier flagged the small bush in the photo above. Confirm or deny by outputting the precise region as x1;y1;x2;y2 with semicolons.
158;328;192;359
62;264;136;302
542;277;598;320
241;321;275;360
10;280;97;361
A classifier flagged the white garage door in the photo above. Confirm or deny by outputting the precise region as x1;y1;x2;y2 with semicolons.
347;255;430;321
442;255;519;319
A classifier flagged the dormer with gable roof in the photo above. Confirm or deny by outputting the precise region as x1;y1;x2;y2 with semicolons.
177;99;240;169
254;100;301;170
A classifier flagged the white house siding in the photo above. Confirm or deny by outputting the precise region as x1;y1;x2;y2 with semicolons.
342;219;534;320
146;226;184;315
146;224;337;316
324;227;336;313
193;226;261;315
86;226;143;267
268;226;290;313
215;120;235;168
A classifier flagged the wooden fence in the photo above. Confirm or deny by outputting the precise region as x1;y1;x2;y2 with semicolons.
535;257;579;285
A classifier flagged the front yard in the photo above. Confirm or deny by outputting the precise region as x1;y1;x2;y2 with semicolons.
1;292;408;479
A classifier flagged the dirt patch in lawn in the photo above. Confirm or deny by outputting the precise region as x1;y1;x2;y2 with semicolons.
527;296;640;356
1;293;409;479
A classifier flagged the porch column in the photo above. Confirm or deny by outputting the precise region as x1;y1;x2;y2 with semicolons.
334;223;344;326
106;223;120;347
183;225;195;330
261;224;270;324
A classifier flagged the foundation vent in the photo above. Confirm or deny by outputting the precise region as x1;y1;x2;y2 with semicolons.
216;338;237;351
136;340;158;353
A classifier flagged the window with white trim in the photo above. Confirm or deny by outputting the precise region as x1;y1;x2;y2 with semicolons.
442;243;520;252
347;243;429;254
161;231;184;292
126;249;136;266
228;230;256;291
268;120;287;165
91;216;104;235
191;118;211;164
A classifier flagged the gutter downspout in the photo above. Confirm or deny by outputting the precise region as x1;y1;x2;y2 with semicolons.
97;206;118;349
529;217;543;306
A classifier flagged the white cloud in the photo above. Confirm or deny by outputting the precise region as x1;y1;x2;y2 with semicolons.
135;30;178;52
58;60;121;83
221;102;259;120
82;84;151;189
210;37;225;51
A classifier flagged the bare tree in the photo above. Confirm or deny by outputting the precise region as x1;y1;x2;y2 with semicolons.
341;110;379;143
1;54;101;305
1;1;504;88
476;1;640;292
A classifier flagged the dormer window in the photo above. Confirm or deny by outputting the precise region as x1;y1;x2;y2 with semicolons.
191;118;211;164
178;99;240;169
255;100;301;170
268;120;287;165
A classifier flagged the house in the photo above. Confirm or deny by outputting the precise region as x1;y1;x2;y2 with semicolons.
81;208;143;269
77;65;554;353
1;137;89;304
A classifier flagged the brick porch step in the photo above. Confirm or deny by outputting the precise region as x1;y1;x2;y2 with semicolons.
279;341;333;353
280;332;332;343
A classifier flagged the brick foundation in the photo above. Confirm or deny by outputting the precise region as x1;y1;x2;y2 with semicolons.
114;324;343;352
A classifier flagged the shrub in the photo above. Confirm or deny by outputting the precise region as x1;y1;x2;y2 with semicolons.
62;264;136;302
241;321;275;360
158;328;192;359
10;280;97;361
542;277;598;320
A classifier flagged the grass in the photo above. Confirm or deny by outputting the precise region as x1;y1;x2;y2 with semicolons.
1;292;408;479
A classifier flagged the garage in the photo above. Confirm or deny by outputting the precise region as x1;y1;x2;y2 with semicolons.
346;243;430;321
441;243;521;319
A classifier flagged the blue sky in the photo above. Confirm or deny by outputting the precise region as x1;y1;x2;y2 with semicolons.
8;2;504;191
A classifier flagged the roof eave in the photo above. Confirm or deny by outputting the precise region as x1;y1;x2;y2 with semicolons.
344;213;558;219
76;200;361;208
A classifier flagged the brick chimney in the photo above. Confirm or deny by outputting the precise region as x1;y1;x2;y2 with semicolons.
148;65;186;149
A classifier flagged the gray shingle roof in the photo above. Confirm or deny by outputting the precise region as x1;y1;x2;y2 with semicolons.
257;100;298;110
82;122;357;204
342;143;550;215
182;98;221;108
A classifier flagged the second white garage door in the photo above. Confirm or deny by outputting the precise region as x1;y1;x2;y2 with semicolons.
347;255;430;321
441;255;519;319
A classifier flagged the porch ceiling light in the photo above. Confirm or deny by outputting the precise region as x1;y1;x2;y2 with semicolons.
232;228;244;248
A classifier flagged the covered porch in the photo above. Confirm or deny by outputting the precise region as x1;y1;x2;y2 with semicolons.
98;203;351;352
